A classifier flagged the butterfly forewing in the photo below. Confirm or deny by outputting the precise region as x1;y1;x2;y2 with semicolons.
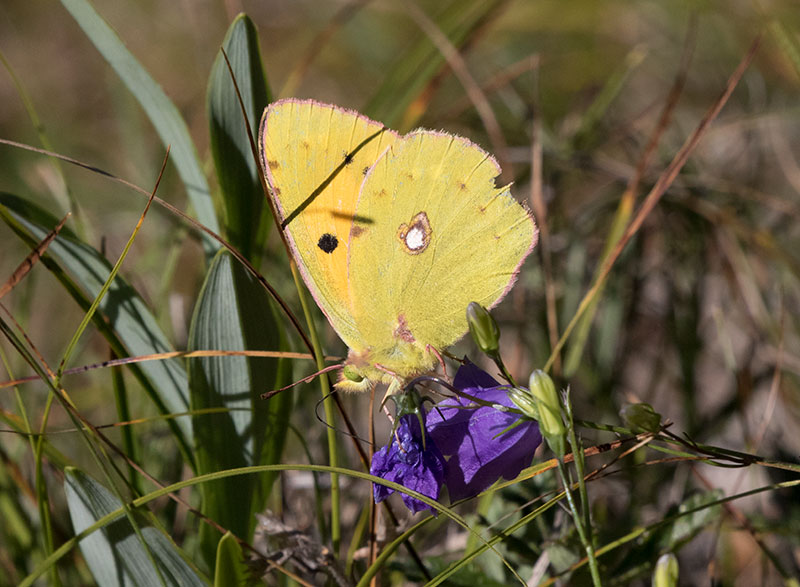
260;99;398;347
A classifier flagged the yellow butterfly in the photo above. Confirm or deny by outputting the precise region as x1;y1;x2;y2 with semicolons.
259;99;537;393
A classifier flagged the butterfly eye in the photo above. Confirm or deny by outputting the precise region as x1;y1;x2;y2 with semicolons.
317;233;338;253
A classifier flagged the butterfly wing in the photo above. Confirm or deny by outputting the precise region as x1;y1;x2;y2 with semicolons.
347;131;537;378
259;99;398;348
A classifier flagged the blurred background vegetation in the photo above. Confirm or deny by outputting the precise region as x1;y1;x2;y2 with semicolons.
1;0;800;584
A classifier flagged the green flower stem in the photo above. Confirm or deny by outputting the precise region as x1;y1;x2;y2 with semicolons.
490;353;517;388
556;458;602;586
292;262;340;553
35;393;60;587
560;388;600;582
564;393;594;549
111;357;141;495
289;424;328;543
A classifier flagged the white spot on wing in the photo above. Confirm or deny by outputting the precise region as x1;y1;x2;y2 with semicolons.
406;227;425;250
396;211;432;255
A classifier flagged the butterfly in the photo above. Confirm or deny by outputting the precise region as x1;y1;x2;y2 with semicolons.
259;99;537;393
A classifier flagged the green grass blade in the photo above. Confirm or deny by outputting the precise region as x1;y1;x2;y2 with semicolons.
0;318;62;586
58;0;220;259
207;14;272;263
0;193;194;460
563;196;632;377
0;49;87;239
363;0;505;128
112;356;142;495
570;47;646;150
770;19;800;79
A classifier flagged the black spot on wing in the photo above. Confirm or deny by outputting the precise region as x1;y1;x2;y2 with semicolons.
317;233;338;253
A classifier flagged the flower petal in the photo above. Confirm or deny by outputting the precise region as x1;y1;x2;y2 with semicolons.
453;360;502;391
370;413;445;513
427;361;542;501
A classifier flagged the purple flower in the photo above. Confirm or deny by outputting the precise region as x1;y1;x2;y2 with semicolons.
370;410;445;514
427;362;542;501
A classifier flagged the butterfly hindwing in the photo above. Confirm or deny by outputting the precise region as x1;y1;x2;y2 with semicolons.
347;131;537;377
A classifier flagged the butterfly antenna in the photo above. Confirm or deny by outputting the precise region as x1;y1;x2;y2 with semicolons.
260;363;343;400
404;374;513;411
312;389;372;446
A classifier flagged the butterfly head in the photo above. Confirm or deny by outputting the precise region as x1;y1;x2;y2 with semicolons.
334;363;408;396
334;340;439;394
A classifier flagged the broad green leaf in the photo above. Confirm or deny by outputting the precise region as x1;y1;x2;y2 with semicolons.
214;532;249;587
207;14;272;262
0;193;194;462
64;468;208;586
364;0;505;129
59;0;220;259
188;250;291;562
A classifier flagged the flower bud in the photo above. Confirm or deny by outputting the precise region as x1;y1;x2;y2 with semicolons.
466;302;500;356
652;553;678;587
528;370;566;458
506;387;539;421
620;402;661;433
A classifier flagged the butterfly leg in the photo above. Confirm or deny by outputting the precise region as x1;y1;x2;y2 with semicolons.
426;345;449;383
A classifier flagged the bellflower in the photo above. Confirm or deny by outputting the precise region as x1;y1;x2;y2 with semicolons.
370;409;445;514
427;361;542;501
